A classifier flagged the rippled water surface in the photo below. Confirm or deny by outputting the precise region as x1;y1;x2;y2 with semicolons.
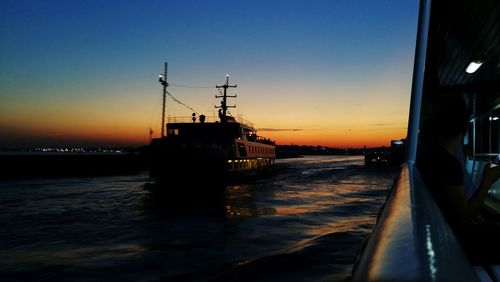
0;155;396;281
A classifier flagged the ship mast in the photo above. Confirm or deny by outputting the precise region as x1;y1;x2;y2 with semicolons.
215;74;237;123
158;62;168;137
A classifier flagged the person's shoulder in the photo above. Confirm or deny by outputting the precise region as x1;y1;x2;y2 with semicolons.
417;145;463;185
417;145;462;176
418;146;451;165
419;145;456;162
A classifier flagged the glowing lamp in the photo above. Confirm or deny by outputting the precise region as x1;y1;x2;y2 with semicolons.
465;60;483;73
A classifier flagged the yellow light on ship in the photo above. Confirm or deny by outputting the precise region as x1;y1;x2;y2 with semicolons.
228;160;233;163
465;60;483;73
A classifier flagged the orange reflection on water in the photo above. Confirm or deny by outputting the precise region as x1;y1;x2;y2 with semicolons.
2;243;147;266
306;216;375;237
225;205;277;217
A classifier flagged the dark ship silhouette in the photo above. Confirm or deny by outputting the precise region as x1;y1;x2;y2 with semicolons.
148;69;276;187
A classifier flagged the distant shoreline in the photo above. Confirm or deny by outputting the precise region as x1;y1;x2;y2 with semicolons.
0;153;145;180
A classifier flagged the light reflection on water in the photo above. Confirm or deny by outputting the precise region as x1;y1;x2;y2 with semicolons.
0;155;395;281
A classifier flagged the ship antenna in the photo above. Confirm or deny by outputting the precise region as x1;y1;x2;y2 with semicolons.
215;74;237;123
158;62;168;137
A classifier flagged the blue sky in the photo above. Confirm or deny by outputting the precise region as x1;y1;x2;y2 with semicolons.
0;0;419;147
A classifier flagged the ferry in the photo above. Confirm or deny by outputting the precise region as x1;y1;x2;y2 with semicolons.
353;0;500;281
147;73;276;186
364;139;405;167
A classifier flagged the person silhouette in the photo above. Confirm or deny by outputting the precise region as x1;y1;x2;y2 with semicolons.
417;96;500;263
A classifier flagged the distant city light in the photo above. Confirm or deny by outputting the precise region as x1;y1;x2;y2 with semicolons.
15;147;125;153
465;60;483;73
491;116;499;121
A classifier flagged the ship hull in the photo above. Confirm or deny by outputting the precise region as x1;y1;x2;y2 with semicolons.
146;143;275;190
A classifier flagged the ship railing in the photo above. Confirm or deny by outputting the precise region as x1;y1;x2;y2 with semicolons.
256;136;275;145
352;163;478;281
167;115;254;128
235;115;254;128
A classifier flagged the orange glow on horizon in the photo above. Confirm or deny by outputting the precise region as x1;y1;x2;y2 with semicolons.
0;119;406;148
0;76;411;148
260;125;407;148
0;105;407;147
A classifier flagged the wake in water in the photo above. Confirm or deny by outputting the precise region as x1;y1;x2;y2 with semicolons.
0;155;395;281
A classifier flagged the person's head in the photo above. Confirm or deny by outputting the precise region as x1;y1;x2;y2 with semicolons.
423;96;470;143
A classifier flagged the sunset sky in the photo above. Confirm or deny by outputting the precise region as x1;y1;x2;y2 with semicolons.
1;0;419;148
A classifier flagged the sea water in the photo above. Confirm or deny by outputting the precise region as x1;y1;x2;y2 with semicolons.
0;155;395;281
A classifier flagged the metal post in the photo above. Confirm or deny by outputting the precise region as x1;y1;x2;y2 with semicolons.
222;80;227;117
406;0;432;164
216;75;237;123
159;62;168;137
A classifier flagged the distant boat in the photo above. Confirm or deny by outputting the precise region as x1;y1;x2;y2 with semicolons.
146;74;276;187
364;139;405;167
